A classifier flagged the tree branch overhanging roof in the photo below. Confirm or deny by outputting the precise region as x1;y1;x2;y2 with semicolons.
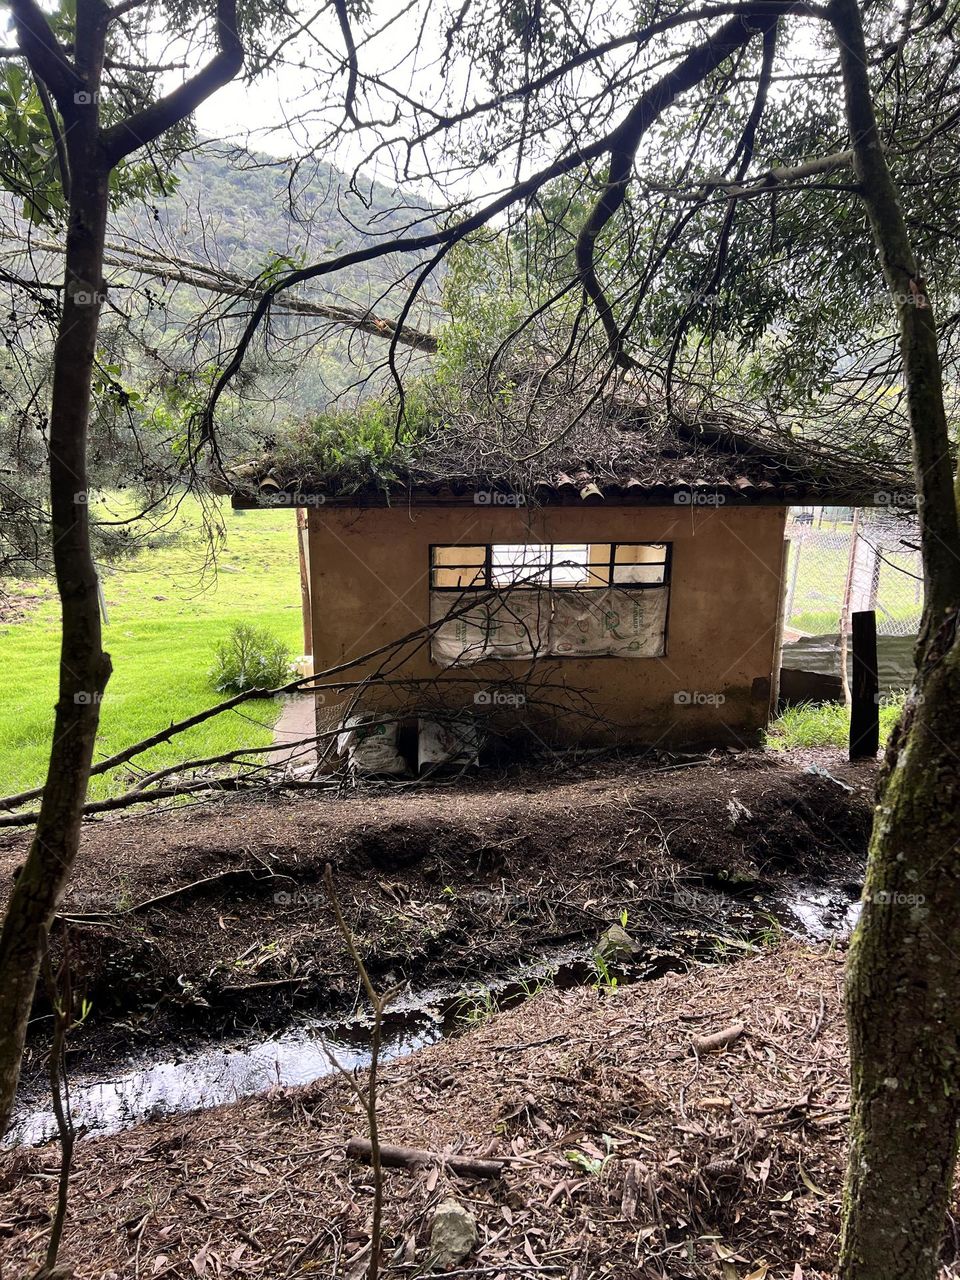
226;376;913;510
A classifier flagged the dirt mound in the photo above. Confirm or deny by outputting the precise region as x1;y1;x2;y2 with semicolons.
0;749;875;1088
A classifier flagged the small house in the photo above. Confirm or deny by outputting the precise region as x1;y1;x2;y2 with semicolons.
230;396;897;753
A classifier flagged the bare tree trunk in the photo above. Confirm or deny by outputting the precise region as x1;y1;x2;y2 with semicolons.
830;0;960;1275
0;117;112;1132
0;0;242;1137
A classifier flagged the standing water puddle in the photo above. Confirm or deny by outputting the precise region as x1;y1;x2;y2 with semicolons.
7;1015;440;1148
785;889;862;940
7;948;599;1147
7;884;862;1147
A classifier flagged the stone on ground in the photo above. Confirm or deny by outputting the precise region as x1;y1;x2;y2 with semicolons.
596;922;637;963
429;1197;478;1269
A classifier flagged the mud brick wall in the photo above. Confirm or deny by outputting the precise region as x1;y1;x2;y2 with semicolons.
304;503;788;748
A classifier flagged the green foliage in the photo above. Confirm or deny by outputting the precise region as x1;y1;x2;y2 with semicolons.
453;985;499;1027
276;409;412;488
453;975;549;1028
276;394;431;494
0;64;65;224
591;951;620;994
210;621;292;693
766;694;906;750
0;61;183;225
755;913;784;947
435;236;531;376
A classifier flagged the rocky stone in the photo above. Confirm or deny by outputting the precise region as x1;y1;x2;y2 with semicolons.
429;1198;478;1269
596;922;637;963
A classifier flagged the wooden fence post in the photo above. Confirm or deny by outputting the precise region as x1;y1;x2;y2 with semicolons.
849;609;879;759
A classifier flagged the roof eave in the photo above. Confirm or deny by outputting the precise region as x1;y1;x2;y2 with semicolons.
230;483;911;511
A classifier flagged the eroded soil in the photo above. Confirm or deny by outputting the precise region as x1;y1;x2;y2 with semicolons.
4;940;933;1280
0;747;874;1104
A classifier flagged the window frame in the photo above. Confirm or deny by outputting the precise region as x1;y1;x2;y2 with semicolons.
429;541;672;592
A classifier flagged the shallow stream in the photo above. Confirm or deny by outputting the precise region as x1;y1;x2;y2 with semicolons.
6;882;860;1147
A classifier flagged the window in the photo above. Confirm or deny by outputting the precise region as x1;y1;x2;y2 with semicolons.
429;542;671;666
430;543;670;590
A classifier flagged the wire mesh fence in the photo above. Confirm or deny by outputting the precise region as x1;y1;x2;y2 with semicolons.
784;507;922;639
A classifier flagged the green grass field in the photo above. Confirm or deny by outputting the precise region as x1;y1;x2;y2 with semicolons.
0;498;304;799
766;694;905;751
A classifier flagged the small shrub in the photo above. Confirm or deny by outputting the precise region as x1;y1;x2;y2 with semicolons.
210;622;292;693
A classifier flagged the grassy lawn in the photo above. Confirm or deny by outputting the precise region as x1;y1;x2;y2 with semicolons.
766;694;905;751
0;497;303;799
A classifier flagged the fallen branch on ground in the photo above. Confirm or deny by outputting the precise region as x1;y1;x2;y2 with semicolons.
54;867;283;921
691;1022;746;1054
346;1138;506;1180
0;775;321;829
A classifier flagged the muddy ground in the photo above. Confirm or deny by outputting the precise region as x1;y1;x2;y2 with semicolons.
9;940;952;1280
0;747;875;1102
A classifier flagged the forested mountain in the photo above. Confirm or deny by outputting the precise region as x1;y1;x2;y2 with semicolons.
0;143;438;576
104;143;440;413
116;145;435;296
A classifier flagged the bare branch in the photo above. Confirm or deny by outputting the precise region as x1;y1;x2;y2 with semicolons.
32;71;71;203
0;229;439;350
575;9;781;367
101;0;243;165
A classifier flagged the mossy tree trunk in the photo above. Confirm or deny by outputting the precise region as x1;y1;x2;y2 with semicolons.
830;0;960;1275
840;637;960;1279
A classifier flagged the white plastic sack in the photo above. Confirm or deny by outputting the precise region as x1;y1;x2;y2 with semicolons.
548;590;611;656
604;586;669;656
417;717;480;771
430;590;549;665
485;591;550;660
430;593;490;667
336;713;407;775
431;586;669;664
550;587;668;657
